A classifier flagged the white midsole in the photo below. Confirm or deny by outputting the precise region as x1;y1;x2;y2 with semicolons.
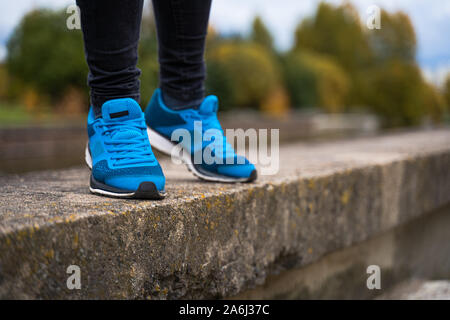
146;127;250;183
89;187;135;197
86;144;137;197
85;143;93;169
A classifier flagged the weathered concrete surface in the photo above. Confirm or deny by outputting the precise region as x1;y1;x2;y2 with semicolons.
377;280;450;300
233;204;450;299
0;129;449;299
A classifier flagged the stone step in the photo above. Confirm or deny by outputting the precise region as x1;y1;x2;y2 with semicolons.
0;129;449;299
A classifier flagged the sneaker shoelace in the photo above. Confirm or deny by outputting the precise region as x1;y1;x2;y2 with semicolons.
99;119;155;166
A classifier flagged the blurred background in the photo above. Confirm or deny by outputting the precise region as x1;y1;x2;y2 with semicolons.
0;0;449;173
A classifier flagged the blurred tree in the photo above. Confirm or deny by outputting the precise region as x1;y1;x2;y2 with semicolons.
3;3;444;126
205;30;240;110
362;9;444;125
283;51;349;112
364;60;428;126
205;54;235;110
291;2;445;127
206;42;283;111
138;4;159;106
260;85;290;117
250;16;274;51
0;64;8;99
55;86;87;115
293;2;373;74
6;9;87;107
368;10;417;64
293;2;373;107
22;87;47;113
421;82;447;123
444;75;450;110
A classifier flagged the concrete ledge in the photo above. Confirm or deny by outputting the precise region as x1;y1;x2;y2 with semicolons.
233;204;450;299
377;280;450;300
0;129;449;299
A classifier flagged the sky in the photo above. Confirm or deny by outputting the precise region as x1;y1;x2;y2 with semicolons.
0;0;449;84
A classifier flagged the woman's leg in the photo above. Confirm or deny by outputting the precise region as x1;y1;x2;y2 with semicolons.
76;0;144;117
145;1;257;183
152;0;212;110
77;0;166;199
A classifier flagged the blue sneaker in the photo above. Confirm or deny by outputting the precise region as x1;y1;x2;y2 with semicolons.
85;98;166;199
145;89;257;183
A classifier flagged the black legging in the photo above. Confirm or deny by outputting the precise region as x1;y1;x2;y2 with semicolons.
76;0;212;116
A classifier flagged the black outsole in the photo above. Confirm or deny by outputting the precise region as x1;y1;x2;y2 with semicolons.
187;162;258;184
186;152;258;183
89;175;165;200
133;181;166;200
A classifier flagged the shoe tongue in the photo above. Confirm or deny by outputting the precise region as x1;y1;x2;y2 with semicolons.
198;95;219;115
101;98;143;140
101;98;142;122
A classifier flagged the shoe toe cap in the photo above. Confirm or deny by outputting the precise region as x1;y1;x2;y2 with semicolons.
216;163;256;179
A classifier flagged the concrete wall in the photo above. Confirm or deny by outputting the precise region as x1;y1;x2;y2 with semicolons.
0;129;449;299
234;204;450;299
